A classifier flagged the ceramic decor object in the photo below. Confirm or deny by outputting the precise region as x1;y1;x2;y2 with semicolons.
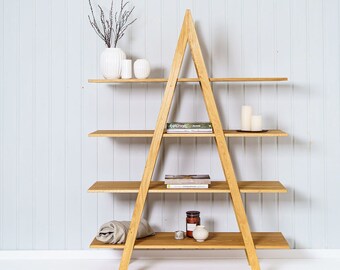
134;59;151;79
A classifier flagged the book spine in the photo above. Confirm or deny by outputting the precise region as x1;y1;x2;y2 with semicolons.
165;180;211;184
167;122;212;129
166;184;209;189
166;129;212;133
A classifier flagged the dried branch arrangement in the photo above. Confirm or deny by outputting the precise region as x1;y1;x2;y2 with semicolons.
88;0;137;48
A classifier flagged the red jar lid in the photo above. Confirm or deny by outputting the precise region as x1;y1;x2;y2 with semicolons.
186;211;200;217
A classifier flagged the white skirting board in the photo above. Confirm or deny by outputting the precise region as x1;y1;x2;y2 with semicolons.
0;250;340;260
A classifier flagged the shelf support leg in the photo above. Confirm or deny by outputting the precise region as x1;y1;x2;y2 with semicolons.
118;12;190;270
185;11;261;270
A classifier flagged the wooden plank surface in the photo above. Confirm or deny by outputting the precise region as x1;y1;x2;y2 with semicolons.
88;181;287;194
89;130;288;138
88;77;288;83
90;232;289;250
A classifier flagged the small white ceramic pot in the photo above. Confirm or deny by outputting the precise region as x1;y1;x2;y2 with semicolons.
193;225;209;242
100;48;126;79
134;59;151;79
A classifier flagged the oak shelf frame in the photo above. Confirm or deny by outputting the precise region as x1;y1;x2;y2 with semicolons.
90;232;289;250
88;10;290;270
88;77;288;83
89;129;288;138
88;181;287;194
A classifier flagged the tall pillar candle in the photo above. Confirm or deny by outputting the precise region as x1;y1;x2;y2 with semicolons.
251;115;262;131
241;105;252;131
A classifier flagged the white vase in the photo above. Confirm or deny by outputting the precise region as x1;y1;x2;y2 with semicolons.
134;59;151;79
121;59;132;79
100;48;126;79
193;225;209;242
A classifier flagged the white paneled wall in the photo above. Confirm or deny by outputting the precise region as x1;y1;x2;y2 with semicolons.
0;0;339;250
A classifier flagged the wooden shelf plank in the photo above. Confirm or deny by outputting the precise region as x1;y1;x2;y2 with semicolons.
89;129;288;138
88;77;288;83
90;232;289;250
88;181;287;194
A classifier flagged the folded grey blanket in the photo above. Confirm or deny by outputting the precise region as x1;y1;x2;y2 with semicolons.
96;218;155;244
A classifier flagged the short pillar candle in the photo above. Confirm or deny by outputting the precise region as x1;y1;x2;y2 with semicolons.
251;115;262;131
241;105;252;131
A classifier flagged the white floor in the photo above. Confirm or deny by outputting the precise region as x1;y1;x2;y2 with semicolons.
1;259;340;270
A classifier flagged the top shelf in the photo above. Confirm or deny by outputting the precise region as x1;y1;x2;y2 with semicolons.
88;77;288;83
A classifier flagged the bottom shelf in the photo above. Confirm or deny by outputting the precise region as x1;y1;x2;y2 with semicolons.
90;232;289;250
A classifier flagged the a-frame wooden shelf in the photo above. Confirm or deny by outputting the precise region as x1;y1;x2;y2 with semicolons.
90;232;289;250
89;181;287;194
87;10;289;270
89;129;288;138
88;77;288;83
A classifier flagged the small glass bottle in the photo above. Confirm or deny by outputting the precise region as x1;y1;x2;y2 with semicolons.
186;211;201;238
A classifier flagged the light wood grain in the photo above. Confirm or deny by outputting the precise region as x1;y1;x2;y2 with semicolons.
89;129;288;138
88;77;288;83
186;10;260;270
90;232;289;250
118;10;190;270
88;181;287;194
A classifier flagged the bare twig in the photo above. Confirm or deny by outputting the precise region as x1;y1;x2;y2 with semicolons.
88;0;136;48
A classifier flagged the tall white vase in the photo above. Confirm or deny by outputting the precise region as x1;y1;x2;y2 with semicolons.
100;48;126;79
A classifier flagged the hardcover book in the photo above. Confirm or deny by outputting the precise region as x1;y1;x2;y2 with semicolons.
167;122;212;129
165;174;211;185
166;184;209;189
165;174;210;179
166;128;212;133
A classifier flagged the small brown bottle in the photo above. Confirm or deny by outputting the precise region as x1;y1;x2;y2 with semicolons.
186;211;201;238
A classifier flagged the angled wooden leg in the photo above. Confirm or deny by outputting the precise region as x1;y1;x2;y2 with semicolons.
245;250;251;265
118;13;189;270
185;10;260;270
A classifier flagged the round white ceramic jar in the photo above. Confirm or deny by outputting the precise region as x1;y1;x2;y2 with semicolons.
134;59;151;79
192;225;209;242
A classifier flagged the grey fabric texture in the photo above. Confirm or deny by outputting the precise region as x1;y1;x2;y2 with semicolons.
95;218;155;244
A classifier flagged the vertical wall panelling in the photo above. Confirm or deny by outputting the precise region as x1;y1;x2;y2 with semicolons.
96;1;115;225
226;0;244;232
50;0;67;249
128;0;146;222
195;0;213;232
145;0;163;231
291;0;310;249
324;0;340;248
210;0;229;230
308;0;325;248
0;0;4;249
34;0;51;249
161;0;180;232
82;0;99;249
259;0;278;231
17;0;35;250
242;0;262;231
211;0;229;232
66;0;83;249
276;0;294;248
2;0;19;249
178;0;196;233
0;0;340;250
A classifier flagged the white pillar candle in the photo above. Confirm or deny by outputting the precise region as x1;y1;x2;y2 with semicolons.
121;59;132;79
241;105;252;131
251;115;262;131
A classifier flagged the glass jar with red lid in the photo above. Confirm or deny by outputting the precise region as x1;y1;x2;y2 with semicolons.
186;211;200;238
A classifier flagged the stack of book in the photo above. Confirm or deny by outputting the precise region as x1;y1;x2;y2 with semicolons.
166;122;212;133
165;174;211;189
